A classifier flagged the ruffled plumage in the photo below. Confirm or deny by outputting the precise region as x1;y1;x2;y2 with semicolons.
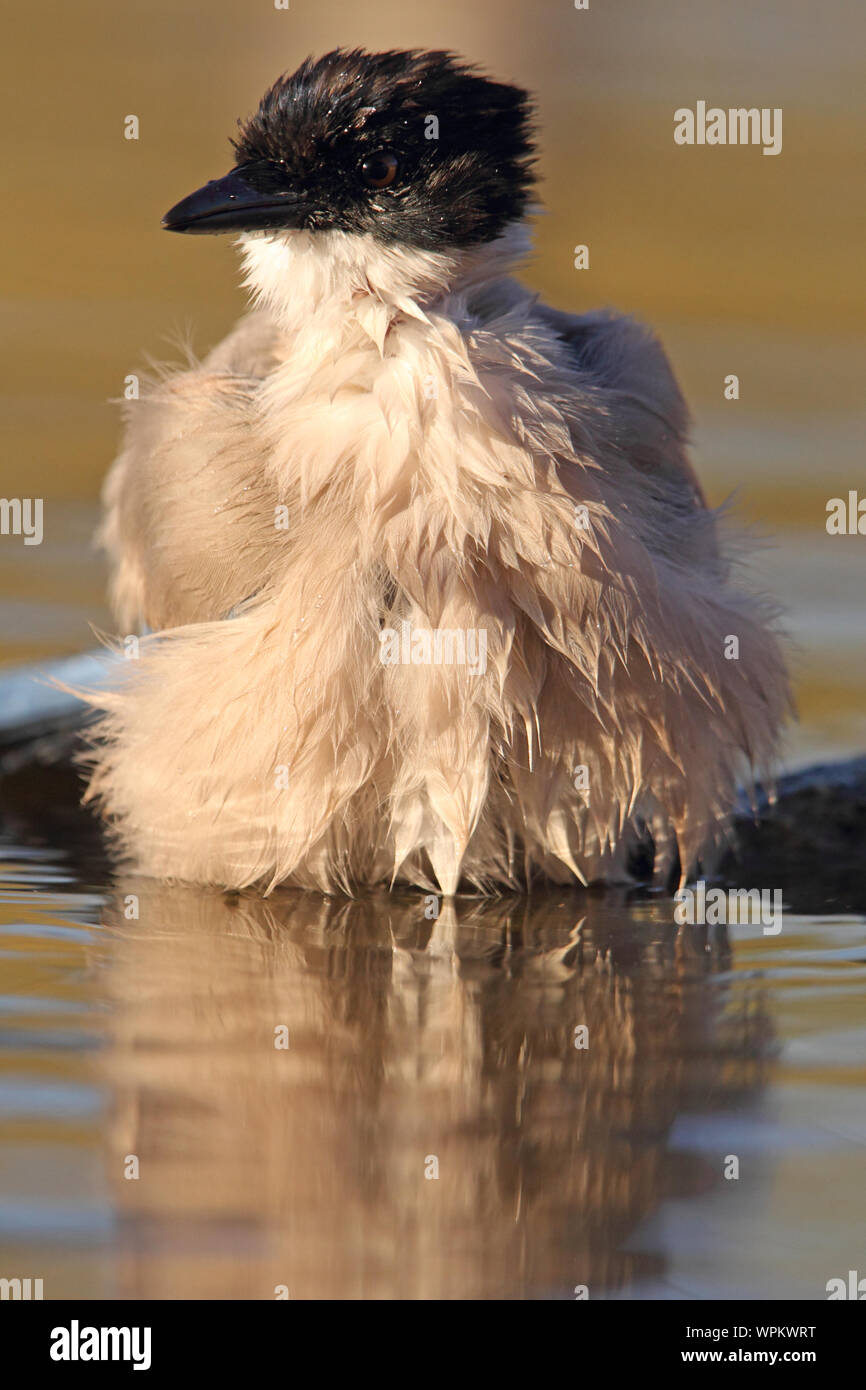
80;217;790;895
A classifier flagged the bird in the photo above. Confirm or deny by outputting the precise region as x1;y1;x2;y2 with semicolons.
81;47;790;896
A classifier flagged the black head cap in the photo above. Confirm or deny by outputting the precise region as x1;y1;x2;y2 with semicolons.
163;49;536;249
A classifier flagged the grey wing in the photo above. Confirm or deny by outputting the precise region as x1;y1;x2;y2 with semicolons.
534;304;708;512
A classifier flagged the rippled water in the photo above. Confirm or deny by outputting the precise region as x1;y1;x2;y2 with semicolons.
1;772;863;1299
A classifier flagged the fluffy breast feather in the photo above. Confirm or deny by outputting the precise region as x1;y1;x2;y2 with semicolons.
85;235;789;894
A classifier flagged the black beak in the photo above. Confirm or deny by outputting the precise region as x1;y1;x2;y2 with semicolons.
162;167;301;234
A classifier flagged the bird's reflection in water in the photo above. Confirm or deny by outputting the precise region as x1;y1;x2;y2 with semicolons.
100;883;771;1300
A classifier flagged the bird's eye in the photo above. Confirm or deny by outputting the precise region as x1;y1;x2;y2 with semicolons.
361;152;399;188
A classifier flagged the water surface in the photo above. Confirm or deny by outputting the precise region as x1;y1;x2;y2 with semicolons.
1;784;863;1299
